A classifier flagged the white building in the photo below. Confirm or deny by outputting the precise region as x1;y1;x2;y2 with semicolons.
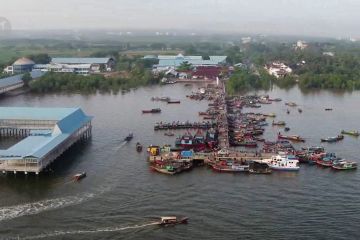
265;62;292;78
295;41;308;50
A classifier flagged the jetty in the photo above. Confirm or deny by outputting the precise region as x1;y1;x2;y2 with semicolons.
0;107;92;175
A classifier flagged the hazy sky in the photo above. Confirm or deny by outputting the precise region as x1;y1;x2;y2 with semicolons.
1;0;359;37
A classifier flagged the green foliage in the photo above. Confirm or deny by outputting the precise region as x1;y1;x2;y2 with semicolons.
21;72;32;87
226;68;271;94
30;69;161;94
27;54;51;64
177;61;192;71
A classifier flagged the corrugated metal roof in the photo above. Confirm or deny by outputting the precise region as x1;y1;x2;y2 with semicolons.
209;56;227;62
0;107;92;161
0;133;70;159
0;71;44;89
0;107;80;121
52;58;111;64
157;59;221;67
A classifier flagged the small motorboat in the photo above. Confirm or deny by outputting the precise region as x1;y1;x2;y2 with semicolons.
286;109;290;114
325;108;333;111
332;160;357;170
272;121;286;126
136;142;143;152
124;133;133;142
298;108;302;113
321;135;344;143
167;100;181;104
285;102;297;107
142;108;161;114
341;130;359;137
73;172;86;181
278;133;305;142
284;127;290;132
158;216;189;226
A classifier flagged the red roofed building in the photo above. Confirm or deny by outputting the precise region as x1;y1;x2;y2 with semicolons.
192;66;222;80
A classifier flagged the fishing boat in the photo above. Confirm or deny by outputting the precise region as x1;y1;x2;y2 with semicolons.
332;160;357;170
136;142;143;152
321;135;344;143
272;121;286;126
124;133;133;141
73;172;86;181
341;130;359;137
164;132;175;137
150;164;177;175
278;133;305;142
158;216;189;226
316;153;338;167
212;162;250;173
263;113;276;118
265;155;300;171
175;131;207;151
285;102;297;107
167;100;181;104
249;161;272;174
142;108;161;114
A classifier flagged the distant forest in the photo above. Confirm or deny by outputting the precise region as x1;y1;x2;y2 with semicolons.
1;36;360;92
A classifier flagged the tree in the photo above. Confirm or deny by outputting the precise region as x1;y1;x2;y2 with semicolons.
27;54;51;64
22;72;32;87
177;61;192;71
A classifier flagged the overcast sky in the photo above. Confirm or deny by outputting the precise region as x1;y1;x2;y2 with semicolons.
1;0;359;37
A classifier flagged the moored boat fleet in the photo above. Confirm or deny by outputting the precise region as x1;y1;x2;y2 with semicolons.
142;83;358;176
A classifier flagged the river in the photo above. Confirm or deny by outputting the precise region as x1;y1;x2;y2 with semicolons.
0;84;359;240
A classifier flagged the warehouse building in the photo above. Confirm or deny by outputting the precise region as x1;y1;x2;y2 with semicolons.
0;107;92;175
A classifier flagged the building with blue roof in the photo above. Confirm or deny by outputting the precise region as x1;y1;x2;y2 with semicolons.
0;107;92;174
151;54;227;71
0;71;45;95
32;57;116;75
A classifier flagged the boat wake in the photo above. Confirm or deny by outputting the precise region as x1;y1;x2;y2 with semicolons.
115;141;128;151
0;193;94;223
17;222;159;239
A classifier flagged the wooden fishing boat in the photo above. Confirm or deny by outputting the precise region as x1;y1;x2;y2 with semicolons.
212;163;250;173
263;113;276;118
136;142;143;152
269;98;282;102
142;108;161;114
332;160;357;170
285;102;297;107
341;130;359;137
167;100;181;104
150;165;177;175
272;121;286;126
158;216;189;226
315;153;337;167
249;161;272;174
124;133;133;141
321;135;344;143
73;172;86;181
278;133;305;142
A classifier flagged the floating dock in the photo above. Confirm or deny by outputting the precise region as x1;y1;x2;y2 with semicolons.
0;107;92;174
